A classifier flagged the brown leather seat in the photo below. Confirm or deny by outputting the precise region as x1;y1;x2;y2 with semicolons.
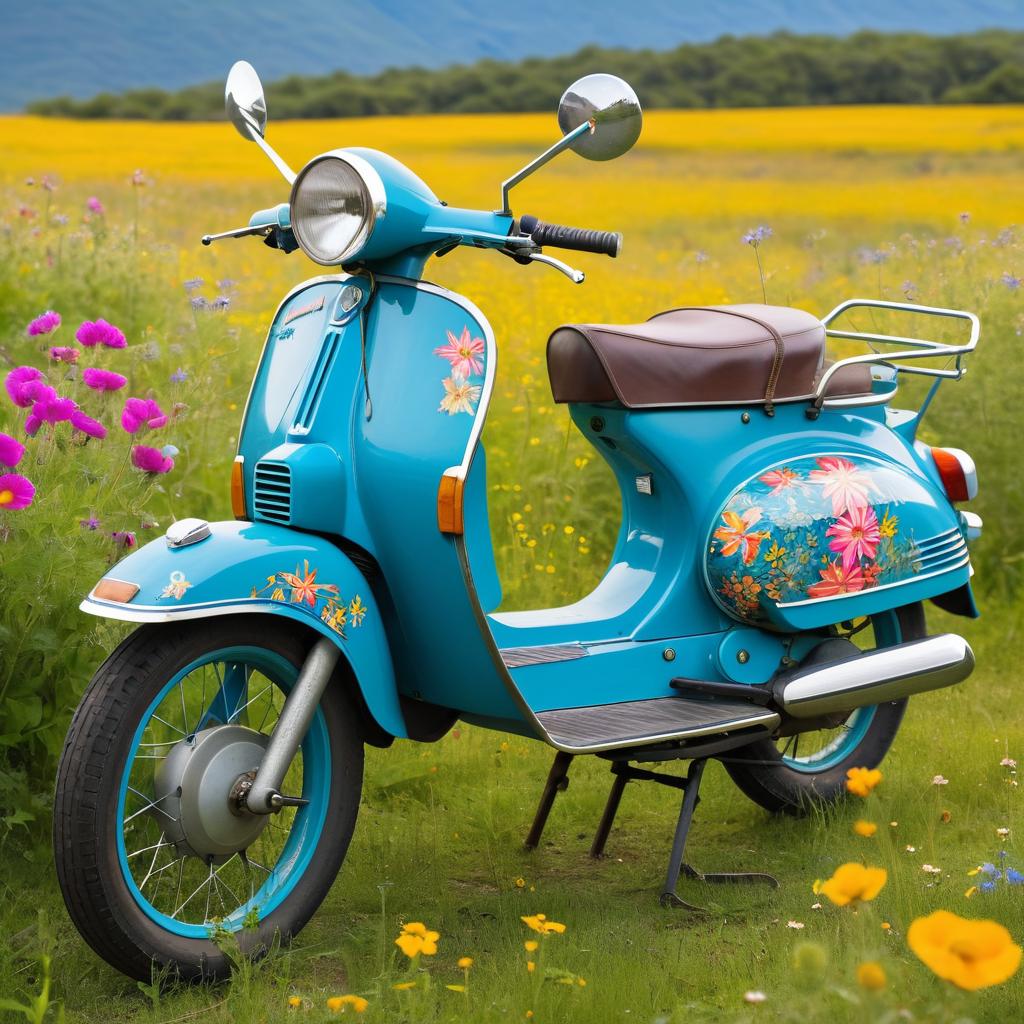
547;304;872;410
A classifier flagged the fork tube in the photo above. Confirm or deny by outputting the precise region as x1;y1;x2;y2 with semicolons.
246;638;340;814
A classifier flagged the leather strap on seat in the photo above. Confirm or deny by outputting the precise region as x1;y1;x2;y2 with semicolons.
654;306;785;416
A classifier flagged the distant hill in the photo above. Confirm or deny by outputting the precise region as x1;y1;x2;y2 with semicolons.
26;31;1024;120
5;0;1024;111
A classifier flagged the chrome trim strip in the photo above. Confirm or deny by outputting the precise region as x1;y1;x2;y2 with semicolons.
501;643;589;669
776;552;971;609
81;596;281;623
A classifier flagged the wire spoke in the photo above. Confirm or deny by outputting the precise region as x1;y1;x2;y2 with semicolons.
127;838;175;861
138;832;168;889
228;684;272;725
124;789;177;825
151;714;186;736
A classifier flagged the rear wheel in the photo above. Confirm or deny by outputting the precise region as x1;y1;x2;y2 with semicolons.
724;604;924;814
54;617;363;982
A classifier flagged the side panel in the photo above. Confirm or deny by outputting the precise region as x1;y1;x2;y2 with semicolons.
706;452;970;630
81;521;406;738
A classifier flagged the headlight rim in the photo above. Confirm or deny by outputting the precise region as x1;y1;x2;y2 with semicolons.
288;150;388;266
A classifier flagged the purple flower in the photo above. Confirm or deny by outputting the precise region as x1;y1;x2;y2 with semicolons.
0;473;35;511
121;397;168;434
1006;868;1024;885
858;247;888;265
131;444;174;474
0;432;25;467
190;296;208;311
5;366;44;407
170;368;188;384
70;410;107;440
183;278;204;292
1002;272;1021;290
82;368;127;392
52;214;69;227
86;196;104;214
110;530;136;548
27;310;61;336
980;879;997;892
80;515;101;530
216;279;236;290
76;318;127;349
49;346;79;364
211;295;231;310
742;226;772;246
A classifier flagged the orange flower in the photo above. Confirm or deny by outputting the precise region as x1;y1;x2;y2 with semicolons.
908;911;1022;990
395;921;439;958
856;961;887;991
521;913;566;935
713;508;768;564
853;820;878;837
326;994;369;1013
818;863;887;906
845;766;882;797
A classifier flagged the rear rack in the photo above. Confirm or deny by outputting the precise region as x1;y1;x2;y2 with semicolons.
814;298;980;417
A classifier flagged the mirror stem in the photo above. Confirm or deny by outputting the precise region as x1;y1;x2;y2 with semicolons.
497;120;592;216
246;124;297;185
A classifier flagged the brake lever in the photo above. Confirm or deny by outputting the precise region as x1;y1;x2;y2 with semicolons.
201;224;274;246
525;251;585;284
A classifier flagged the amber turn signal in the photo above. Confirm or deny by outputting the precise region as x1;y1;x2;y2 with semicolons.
437;471;465;535
231;455;246;519
92;578;140;604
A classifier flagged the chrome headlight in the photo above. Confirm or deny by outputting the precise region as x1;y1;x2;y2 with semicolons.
289;152;386;265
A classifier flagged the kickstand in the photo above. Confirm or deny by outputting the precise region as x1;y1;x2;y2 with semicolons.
658;758;779;909
524;751;574;850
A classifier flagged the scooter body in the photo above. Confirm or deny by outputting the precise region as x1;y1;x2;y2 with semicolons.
60;62;984;981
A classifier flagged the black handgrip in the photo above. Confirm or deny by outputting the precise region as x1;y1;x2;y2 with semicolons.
519;214;621;258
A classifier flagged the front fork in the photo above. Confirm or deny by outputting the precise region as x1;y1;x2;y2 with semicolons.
242;638;340;813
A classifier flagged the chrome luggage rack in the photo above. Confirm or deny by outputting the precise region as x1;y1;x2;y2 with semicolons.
813;298;980;417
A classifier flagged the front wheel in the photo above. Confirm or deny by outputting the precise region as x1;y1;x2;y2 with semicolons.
724;604;924;814
54;617;363;982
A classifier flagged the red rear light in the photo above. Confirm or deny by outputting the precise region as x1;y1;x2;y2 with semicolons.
931;447;977;503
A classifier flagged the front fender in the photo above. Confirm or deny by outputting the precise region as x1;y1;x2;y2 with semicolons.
82;520;406;738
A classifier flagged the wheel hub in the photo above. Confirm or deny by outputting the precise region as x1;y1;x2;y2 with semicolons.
153;725;271;861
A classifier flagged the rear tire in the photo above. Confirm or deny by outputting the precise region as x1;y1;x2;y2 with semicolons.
724;604;924;814
54;616;363;982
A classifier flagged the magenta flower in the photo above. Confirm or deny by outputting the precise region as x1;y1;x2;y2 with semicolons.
25;392;77;436
49;346;79;364
0;473;35;511
0;432;25;467
121;397;167;434
111;530;136;548
83;368;127;392
76;318;126;349
86;196;104;214
826;504;882;571
5;366;44;407
131;444;174;474
80;515;101;530
70;410;107;440
27;310;62;336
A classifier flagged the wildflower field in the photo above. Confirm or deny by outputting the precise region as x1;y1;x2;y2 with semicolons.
0;104;1022;1022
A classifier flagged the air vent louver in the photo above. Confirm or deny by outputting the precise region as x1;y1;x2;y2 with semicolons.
253;461;292;524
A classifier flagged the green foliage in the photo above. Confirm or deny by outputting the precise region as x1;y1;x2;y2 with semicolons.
26;30;1024;121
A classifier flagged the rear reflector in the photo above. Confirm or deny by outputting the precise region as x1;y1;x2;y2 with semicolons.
437;471;465;535
931;447;977;502
231;455;246;519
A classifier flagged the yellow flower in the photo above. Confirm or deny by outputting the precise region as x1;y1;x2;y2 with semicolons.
288;996;302;1008
515;877;526;888
856;961;887;991
326;994;369;1013
446;984;466;992
845;766;883;797
527;961;536;973
392;981;417;991
818;863;887;906
908;910;1022;990
271;587;286;601
853;820;878;837
524;940;539;952
521;913;566;935
879;510;898;538
458;956;473;968
395;921;440;958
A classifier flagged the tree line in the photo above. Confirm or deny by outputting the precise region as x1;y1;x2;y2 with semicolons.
27;30;1024;120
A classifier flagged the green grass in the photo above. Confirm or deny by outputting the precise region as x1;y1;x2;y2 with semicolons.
1;604;1021;1023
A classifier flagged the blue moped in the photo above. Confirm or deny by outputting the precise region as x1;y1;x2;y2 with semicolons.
55;62;983;981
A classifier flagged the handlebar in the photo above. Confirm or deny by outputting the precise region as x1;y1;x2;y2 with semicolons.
518;215;621;258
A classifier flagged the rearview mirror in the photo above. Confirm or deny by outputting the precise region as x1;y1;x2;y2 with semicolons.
225;60;268;141
557;74;642;161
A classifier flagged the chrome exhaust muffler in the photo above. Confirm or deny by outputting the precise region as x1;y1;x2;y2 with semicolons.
776;634;974;719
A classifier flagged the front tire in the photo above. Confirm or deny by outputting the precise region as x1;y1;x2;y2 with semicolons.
724;604;924;814
54;617;363;982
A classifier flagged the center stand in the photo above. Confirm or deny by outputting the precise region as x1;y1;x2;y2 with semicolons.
525;743;779;910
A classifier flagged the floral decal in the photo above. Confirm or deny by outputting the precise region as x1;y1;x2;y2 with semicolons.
159;570;192;600
434;325;484;416
250;559;368;636
708;454;922;623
